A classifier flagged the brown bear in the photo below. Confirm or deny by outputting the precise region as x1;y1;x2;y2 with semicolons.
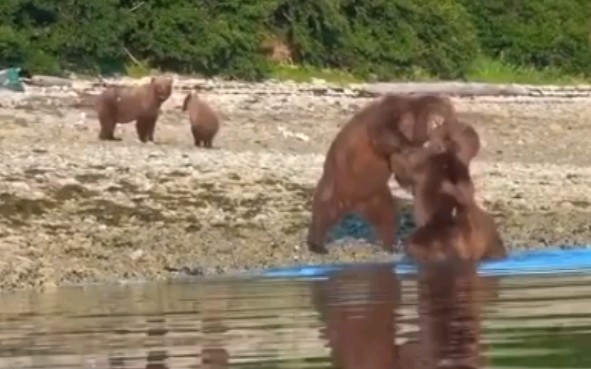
310;265;401;369
310;263;497;369
307;94;461;254
400;145;506;264
416;262;496;369
182;91;220;148
449;120;481;168
94;76;173;142
391;119;481;195
369;94;459;158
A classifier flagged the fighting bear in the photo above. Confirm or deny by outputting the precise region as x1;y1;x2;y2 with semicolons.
391;118;481;194
307;93;460;254
401;144;507;263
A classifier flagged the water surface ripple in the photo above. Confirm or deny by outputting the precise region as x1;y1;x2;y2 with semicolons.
0;266;590;368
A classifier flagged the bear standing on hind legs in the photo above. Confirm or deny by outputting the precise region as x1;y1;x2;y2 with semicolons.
95;76;173;143
306;94;460;254
390;118;482;195
397;143;507;263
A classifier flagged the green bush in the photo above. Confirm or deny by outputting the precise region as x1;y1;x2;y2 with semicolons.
0;0;589;81
125;0;276;80
467;56;587;85
51;1;129;74
0;24;60;75
462;0;591;76
0;25;29;68
0;0;127;75
271;0;479;79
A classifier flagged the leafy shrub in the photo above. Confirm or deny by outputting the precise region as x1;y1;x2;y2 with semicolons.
0;25;29;68
0;0;589;81
462;0;591;75
272;0;479;79
125;0;276;80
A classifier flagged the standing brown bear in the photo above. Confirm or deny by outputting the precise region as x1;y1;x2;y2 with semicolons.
307;94;460;254
182;91;220;148
400;144;507;263
95;76;173;142
391;119;481;195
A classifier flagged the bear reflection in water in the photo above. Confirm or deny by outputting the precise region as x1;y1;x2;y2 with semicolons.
311;263;498;369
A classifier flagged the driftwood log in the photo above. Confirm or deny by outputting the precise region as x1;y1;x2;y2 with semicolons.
364;82;532;97
25;75;73;87
9;74;591;99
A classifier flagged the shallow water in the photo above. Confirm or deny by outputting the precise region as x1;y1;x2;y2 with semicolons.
1;265;591;369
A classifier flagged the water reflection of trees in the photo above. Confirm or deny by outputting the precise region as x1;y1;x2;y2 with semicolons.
311;262;499;369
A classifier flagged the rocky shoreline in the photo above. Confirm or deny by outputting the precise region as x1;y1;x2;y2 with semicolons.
1;77;591;290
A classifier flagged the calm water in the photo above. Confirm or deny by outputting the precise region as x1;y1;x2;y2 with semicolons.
1;264;591;369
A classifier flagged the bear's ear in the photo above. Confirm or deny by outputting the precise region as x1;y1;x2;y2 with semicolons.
150;77;156;85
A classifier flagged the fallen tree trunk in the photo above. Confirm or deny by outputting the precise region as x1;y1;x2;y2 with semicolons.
25;75;73;87
364;81;533;97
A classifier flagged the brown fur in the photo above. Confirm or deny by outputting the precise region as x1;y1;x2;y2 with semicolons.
199;281;230;369
310;265;400;369
450;120;481;167
95;76;173;142
392;119;481;194
310;263;496;369
402;94;459;142
307;94;459;254
402;147;506;264
182;91;220;148
416;263;496;369
368;94;459;158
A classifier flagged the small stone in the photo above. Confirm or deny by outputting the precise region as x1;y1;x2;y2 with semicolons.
9;181;32;193
56;177;82;187
130;249;144;261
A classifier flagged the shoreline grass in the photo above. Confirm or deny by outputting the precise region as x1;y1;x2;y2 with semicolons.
97;57;590;87
465;57;589;85
267;57;589;86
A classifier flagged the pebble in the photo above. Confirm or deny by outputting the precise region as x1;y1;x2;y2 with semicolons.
129;249;144;261
1;76;591;290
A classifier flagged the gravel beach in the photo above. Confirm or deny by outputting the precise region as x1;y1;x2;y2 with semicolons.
1;76;590;290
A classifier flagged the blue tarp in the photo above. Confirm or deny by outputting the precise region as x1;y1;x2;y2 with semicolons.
261;247;591;279
0;67;25;92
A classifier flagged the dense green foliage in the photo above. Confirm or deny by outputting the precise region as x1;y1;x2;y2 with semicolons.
461;0;591;76
0;0;590;81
